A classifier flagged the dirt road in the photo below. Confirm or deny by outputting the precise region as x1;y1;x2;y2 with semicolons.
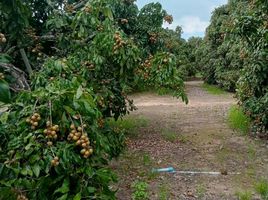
111;81;268;200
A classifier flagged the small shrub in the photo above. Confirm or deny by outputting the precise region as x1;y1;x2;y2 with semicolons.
228;105;250;134
235;191;252;200
108;117;148;137
158;184;169;200
202;83;227;95
131;181;149;200
255;180;268;200
161;130;178;142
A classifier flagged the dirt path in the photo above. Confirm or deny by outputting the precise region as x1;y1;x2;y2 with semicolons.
111;81;268;200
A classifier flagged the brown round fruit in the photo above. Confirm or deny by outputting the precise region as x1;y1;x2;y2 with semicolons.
84;151;90;156
1;37;7;43
76;140;82;146
47;141;53;146
80;149;86;154
73;136;79;141
82;143;87;148
70;124;75;129
31;116;37;120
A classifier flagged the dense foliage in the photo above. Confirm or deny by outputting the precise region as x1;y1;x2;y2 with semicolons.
199;0;268;135
0;0;189;199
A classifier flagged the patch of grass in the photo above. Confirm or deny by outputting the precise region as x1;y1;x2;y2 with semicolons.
156;87;174;96
227;105;250;135
108;116;149;137
116;151;158;181
196;184;206;199
247;144;256;160
255;180;268;200
202;83;227;95
235;191;253;200
131;181;149;200
177;134;189;143
158;184;169;200
161;129;178;142
195;72;203;78
143;154;152;166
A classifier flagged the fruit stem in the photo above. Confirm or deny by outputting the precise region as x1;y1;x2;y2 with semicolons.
32;99;39;113
49;100;53;124
78;113;84;133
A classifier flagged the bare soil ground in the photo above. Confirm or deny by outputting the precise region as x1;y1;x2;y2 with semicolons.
111;81;268;200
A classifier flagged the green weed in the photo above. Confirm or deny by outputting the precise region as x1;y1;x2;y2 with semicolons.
202;83;227;95
227;105;250;135
108;116;148;137
143;154;152;166
247;144;256;160
196;184;206;198
158;184;169;200
131;181;149;200
255;180;268;200
157;87;174;96
161;129;178;142
235;191;252;200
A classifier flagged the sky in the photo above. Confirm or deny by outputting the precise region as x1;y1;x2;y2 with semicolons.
136;0;227;39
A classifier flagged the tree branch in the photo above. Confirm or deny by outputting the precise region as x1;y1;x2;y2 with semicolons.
19;48;33;75
73;0;87;10
0;62;30;91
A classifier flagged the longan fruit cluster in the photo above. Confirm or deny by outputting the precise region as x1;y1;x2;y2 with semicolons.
121;18;128;24
113;31;126;52
149;33;157;43
164;15;173;24
97;118;104;128
43;122;59;139
64;4;74;13
17;194;28;200
31;43;43;61
67;124;93;158
97;25;104;32
84;5;92;13
141;55;153;69
26;113;41;130
25;28;38;40
51;156;59;167
0;33;6;43
82;61;95;70
0;73;4;80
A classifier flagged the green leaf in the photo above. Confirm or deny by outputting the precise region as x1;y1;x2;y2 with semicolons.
57;194;68;200
76;86;83;99
86;186;95;193
73;192;81;200
0;111;9;124
103;7;113;20
32;163;40;177
64;106;76;115
0;80;11;103
20;167;28;176
54;178;70;194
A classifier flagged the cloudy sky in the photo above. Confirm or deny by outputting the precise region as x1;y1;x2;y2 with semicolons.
136;0;227;39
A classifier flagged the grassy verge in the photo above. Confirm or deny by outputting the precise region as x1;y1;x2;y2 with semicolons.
202;83;227;95
235;180;268;200
108;116;149;137
227;105;250;135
